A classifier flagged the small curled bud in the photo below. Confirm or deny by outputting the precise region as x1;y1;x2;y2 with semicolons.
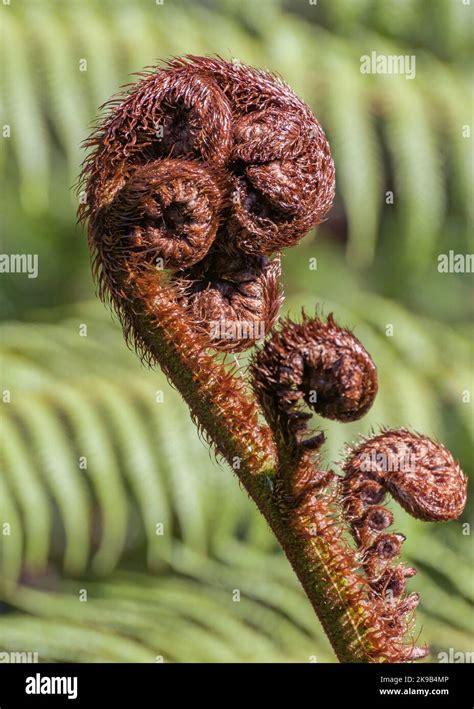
340;429;467;661
354;506;394;547
369;566;417;599
229;122;334;256
107;160;226;270
342;429;467;522
173;251;282;352
252;313;378;435
367;533;405;563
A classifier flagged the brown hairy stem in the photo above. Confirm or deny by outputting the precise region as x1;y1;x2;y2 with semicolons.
125;287;388;663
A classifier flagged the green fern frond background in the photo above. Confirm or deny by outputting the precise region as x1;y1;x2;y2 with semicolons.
0;0;472;662
0;300;472;661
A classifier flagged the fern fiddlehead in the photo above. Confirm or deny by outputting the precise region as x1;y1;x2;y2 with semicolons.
252;319;467;661
340;430;467;660
79;56;467;663
79;55;334;352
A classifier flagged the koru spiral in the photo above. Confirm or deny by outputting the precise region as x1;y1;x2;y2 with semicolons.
79;56;335;352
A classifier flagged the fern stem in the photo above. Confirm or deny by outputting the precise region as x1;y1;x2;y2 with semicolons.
137;298;374;663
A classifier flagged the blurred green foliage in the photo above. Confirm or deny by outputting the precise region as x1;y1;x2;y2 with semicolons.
0;0;472;662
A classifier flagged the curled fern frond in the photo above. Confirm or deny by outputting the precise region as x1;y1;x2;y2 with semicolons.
78;55;334;352
340;429;468;660
77;56;467;665
251;315;467;662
